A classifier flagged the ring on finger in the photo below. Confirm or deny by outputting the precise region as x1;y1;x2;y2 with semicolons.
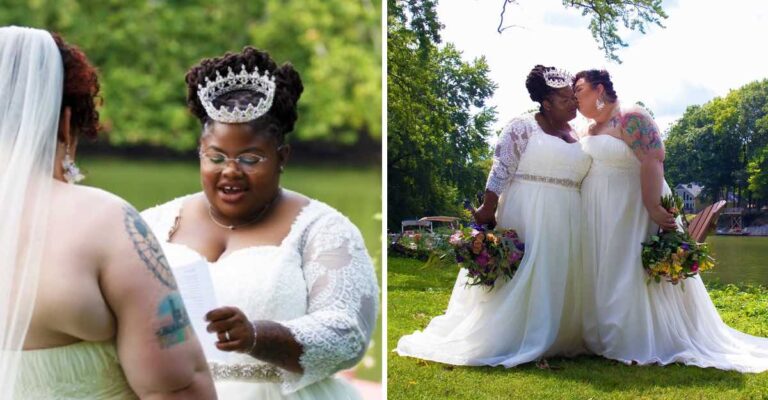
225;330;231;342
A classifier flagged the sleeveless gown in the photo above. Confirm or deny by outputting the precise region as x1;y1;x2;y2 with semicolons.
142;195;379;399
396;113;591;366
580;134;768;372
16;341;136;399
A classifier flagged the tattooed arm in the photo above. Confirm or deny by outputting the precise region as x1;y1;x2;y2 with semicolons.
620;107;676;230
99;203;216;399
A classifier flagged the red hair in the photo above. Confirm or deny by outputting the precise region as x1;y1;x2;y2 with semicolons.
50;32;101;139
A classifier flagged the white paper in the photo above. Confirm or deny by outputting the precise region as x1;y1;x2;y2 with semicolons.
172;259;230;362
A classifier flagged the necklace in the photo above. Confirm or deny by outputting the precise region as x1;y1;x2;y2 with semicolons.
536;112;571;138
207;189;282;230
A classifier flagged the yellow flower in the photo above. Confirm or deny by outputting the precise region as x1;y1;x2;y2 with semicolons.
673;261;683;274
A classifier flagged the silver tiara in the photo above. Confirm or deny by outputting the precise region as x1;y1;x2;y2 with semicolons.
197;64;276;123
543;68;573;89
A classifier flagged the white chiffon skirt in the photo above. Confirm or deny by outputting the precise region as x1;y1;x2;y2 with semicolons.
581;166;768;372
395;180;586;366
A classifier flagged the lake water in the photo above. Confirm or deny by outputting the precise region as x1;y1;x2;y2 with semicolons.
701;236;768;286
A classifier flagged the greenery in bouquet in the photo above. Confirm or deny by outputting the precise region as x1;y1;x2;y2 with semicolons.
641;194;716;285
444;225;525;289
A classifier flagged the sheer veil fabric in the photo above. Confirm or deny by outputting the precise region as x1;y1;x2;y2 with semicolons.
0;26;62;396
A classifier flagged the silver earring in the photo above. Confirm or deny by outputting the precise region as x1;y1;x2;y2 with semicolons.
62;146;84;184
596;97;605;111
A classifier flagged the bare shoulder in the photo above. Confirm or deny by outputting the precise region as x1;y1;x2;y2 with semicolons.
618;105;663;155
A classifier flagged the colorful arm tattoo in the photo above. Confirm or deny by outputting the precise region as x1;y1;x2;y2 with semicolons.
155;292;191;348
621;112;662;152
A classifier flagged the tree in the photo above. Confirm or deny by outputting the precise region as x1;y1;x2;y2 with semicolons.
497;0;668;63
0;0;381;153
388;0;497;230
664;79;768;207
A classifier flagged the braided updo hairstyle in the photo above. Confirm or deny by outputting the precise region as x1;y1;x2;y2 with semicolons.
185;46;304;143
525;65;560;112
572;69;617;102
51;32;101;139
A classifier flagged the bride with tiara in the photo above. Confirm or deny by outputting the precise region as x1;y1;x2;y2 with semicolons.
141;46;378;399
396;65;590;367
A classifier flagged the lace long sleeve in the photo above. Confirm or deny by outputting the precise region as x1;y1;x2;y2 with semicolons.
279;212;379;393
485;117;533;195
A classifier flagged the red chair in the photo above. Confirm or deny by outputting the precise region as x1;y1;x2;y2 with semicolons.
686;200;726;243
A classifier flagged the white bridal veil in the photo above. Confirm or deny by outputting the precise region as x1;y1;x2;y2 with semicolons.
0;26;62;395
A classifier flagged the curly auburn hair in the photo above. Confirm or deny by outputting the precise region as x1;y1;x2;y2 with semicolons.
50;32;101;139
185;46;304;143
573;69;618;102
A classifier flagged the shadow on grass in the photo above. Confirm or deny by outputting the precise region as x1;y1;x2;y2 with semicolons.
397;354;747;395
389;255;753;396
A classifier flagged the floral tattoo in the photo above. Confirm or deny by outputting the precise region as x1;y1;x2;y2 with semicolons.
621;112;662;152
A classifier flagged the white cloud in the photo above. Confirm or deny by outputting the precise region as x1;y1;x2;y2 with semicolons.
436;0;768;134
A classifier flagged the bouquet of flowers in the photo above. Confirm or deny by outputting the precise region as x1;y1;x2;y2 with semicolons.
641;194;716;285
446;225;525;289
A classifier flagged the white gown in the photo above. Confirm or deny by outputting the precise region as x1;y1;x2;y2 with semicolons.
396;113;591;366
580;133;768;372
142;195;379;399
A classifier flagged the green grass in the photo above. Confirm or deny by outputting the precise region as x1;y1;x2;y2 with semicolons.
388;256;768;399
80;156;382;382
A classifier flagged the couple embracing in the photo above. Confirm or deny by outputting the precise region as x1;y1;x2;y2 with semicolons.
396;65;768;372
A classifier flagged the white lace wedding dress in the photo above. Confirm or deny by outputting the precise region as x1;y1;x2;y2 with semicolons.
396;113;591;366
142;195;379;399
580;133;768;372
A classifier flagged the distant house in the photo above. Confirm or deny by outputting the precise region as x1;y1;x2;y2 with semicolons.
675;183;704;213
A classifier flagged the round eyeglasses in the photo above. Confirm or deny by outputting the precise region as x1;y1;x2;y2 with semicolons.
199;150;268;173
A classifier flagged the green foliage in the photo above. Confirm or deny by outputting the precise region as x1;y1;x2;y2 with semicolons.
387;0;497;230
0;0;380;151
664;79;768;206
388;256;768;399
498;0;668;64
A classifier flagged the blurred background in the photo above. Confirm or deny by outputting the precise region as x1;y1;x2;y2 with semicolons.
0;0;382;383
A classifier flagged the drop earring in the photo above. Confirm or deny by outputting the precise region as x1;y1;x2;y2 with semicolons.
596;97;605;111
62;145;84;184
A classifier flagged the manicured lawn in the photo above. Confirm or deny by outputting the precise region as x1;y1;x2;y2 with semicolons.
81;156;382;382
388;256;768;399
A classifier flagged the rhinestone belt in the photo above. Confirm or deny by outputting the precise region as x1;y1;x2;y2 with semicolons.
209;360;283;383
514;173;581;189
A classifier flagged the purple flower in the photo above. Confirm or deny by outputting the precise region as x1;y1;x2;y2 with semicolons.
476;251;490;267
456;254;465;263
691;262;699;272
509;251;521;263
681;243;690;251
471;223;486;231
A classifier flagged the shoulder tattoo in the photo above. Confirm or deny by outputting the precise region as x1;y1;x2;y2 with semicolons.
621;112;662;152
123;205;178;290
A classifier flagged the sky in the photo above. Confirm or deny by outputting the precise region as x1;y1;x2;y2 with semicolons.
435;0;768;136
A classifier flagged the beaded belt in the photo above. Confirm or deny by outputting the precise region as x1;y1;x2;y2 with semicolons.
209;361;283;383
514;173;581;189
